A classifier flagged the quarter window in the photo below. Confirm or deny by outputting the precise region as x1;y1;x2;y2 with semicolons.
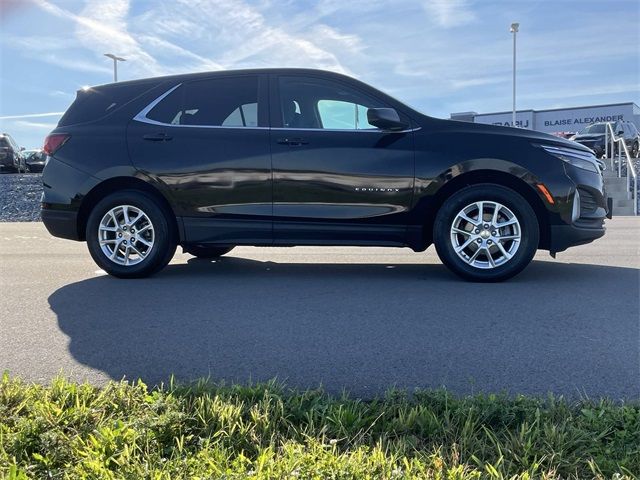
146;76;259;127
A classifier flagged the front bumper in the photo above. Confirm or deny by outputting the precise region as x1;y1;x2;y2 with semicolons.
546;162;611;253
41;208;80;241
549;222;606;253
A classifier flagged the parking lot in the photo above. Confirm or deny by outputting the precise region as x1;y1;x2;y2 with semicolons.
1;219;638;399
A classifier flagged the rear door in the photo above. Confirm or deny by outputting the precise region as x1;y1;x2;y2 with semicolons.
270;74;415;245
127;74;272;245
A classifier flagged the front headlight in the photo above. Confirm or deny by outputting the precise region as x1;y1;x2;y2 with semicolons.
539;145;600;173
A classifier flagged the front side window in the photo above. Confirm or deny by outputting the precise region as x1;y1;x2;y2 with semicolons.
278;76;386;130
146;76;259;127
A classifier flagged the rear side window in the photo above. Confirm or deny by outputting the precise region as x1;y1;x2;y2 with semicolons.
59;82;156;126
146;76;259;127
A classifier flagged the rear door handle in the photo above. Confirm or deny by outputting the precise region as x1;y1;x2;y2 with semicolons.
277;137;308;146
143;133;172;142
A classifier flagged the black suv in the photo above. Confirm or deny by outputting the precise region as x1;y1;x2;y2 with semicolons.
41;69;611;281
0;133;27;173
573;120;640;158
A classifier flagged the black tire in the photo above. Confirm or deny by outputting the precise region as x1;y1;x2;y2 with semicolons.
86;190;177;278
183;245;234;258
433;184;539;282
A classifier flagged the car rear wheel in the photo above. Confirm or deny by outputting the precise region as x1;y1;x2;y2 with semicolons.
433;184;539;282
86;190;176;278
184;245;234;258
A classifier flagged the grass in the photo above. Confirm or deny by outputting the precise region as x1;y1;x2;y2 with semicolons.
0;373;638;479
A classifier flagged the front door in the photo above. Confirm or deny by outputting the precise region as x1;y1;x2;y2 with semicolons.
270;74;415;245
127;74;272;245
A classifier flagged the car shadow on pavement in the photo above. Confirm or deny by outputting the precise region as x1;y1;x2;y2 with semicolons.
49;258;640;399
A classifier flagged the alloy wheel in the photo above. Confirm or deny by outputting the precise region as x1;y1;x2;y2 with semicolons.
98;205;155;266
450;201;521;269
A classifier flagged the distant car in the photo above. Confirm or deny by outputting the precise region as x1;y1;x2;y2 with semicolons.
0;133;27;173
573;121;639;158
22;149;47;173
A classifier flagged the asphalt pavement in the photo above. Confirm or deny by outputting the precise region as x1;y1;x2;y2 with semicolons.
1;219;638;399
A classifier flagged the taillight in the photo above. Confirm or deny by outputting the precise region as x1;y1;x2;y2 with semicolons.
43;133;70;155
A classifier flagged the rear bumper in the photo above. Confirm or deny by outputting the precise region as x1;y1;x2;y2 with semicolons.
41;208;80;241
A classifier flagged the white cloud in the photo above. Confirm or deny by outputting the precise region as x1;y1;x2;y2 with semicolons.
423;0;476;28
0;112;64;120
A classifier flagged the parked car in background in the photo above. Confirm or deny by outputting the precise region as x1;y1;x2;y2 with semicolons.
0;133;27;173
22;149;47;173
573;120;639;158
41;68;611;282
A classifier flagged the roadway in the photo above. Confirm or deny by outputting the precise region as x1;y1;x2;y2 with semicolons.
1;219;638;399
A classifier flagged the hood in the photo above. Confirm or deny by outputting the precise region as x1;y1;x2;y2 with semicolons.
431;118;593;153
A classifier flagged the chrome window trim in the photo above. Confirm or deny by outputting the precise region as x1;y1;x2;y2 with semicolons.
271;126;421;134
133;84;421;134
132;83;268;130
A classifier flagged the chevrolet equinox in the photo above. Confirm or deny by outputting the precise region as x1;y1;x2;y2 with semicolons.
41;69;612;281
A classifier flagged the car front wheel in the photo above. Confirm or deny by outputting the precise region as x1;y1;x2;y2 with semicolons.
433;184;539;282
86;190;177;278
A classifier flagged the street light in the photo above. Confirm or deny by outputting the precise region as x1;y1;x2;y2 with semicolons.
104;53;126;82
510;22;519;127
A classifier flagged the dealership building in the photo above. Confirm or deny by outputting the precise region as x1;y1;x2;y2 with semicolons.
450;102;640;135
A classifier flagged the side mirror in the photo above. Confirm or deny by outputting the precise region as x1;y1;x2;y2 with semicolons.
367;108;408;131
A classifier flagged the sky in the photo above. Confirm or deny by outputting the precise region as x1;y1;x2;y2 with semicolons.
0;0;638;148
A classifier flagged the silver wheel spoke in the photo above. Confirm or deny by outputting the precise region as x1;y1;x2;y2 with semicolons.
122;206;130;224
459;212;479;226
476;202;484;222
496;218;518;228
498;234;519;241
486;249;496;267
496;242;513;260
468;246;483;263
129;213;143;227
491;205;500;225
136;237;152;248
455;236;475;252
450;200;521;270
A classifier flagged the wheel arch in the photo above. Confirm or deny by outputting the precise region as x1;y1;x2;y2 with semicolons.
77;176;180;241
420;169;551;250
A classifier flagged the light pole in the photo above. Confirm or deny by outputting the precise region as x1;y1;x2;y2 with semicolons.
510;22;519;127
104;53;126;82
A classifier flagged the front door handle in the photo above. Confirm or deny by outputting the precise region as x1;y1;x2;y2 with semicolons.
277;137;308;146
143;133;172;142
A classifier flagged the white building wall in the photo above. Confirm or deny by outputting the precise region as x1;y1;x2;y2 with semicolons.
459;103;639;134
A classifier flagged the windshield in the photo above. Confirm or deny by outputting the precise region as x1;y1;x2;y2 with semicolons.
580;124;606;134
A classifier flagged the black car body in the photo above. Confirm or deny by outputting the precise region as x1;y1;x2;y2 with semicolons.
573;120;640;158
22;149;47;173
41;69;611;281
0;133;27;173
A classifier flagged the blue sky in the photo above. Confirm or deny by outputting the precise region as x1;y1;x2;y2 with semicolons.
1;0;638;148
